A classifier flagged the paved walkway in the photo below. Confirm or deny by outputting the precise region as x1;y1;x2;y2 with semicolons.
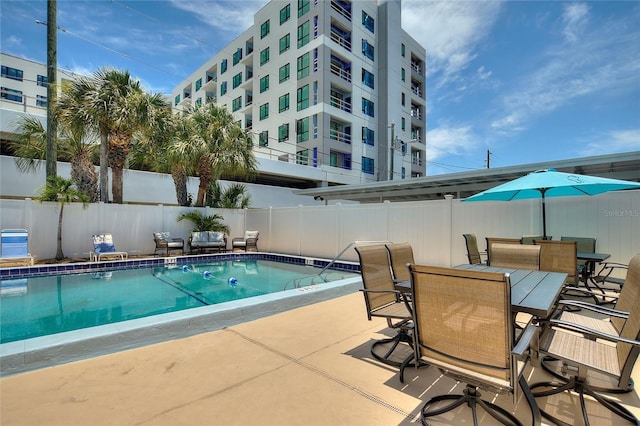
1;292;639;425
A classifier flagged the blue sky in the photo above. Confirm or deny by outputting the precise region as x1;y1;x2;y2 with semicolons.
1;0;639;175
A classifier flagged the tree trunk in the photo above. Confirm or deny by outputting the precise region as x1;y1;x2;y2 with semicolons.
100;133;109;203
55;203;64;260
108;134;130;204
71;153;98;202
46;0;57;180
171;165;189;206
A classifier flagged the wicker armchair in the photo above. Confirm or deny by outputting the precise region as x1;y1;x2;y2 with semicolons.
404;264;541;425
232;230;259;252
153;232;184;256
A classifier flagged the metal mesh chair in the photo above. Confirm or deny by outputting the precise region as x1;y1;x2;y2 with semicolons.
490;243;541;270
385;242;414;283
463;233;486;265
405;264;540;426
485;237;521;266
354;244;414;367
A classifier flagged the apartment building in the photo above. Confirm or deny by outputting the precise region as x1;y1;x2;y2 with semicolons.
173;0;427;186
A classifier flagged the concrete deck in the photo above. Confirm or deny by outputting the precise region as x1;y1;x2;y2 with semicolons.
1;292;639;425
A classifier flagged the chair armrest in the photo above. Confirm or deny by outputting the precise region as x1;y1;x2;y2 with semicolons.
171;238;184;243
232;237;244;243
560;285;620;302
512;322;537;359
546;319;640;346
556;300;628;319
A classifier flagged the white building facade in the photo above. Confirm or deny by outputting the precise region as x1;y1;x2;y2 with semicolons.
172;0;427;186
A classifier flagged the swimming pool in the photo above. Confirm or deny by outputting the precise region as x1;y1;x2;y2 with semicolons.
0;253;361;376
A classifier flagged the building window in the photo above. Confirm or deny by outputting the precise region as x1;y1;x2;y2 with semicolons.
1;87;23;103
233;48;242;65
297;21;310;48
174;94;180;106
279;93;290;112
330;151;351;169
260;47;270;65
232;96;242;112
296;117;309;143
220;81;227;96
279;33;290;53
196;98;202;107
401;68;405;82
280;4;291;24
36;94;47;107
362;98;374;117
221;59;227;74
278;123;289;142
401;92;405;106
362;127;374;146
297;53;310;80
362;11;374;33
37;75;48;87
260;20;270;38
232;72;242;89
260;75;270;93
279;63;290;83
298;0;310;17
401;43;405;57
401;117;406;131
362;157;375;174
362;69;374;89
195;78;202;91
1;66;23;81
297;84;309;111
259;103;269;120
362;39;374;61
259;131;269;146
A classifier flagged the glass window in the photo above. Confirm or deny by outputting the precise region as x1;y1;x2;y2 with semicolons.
1;66;23;81
259;103;269;120
174;94;180;106
280;4;291;24
297;53;310;80
362;98;374;117
232;96;242;112
36;94;47;107
362;127;374;146
279;33;290;54
297;21;310;48
260;20;270;38
221;59;227;74
362;69;374;89
220;81;227;96
37;75;48;87
362;157;374;174
362;11;374;33
232;72;242;89
233;48;243;65
401;117;405;130
401;43;405;57
279;63;290;83
401;92;405;106
195;78;202;91
297;84;309;111
401;68;405;82
260;47;270;65
196;98;202;107
362;39;374;61
260;75;270;93
279;93;290;112
298;0;310;17
296;117;309;143
278;123;289;142
259;131;269;146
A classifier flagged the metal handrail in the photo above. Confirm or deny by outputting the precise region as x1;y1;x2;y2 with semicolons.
315;240;392;281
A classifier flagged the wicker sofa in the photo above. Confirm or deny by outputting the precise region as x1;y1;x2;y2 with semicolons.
188;231;227;254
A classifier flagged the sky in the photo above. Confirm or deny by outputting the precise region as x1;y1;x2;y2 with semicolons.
1;0;639;176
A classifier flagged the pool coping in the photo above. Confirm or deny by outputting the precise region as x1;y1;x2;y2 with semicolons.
0;253;362;377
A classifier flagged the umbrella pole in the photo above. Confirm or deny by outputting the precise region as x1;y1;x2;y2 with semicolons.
541;189;547;239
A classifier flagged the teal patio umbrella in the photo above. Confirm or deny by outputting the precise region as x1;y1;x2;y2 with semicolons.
463;169;640;239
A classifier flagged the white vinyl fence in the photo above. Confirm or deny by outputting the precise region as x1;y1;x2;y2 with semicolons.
2;190;638;267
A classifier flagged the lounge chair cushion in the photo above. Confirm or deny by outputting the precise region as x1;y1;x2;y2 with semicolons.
191;232;208;243
208;231;225;242
245;231;259;239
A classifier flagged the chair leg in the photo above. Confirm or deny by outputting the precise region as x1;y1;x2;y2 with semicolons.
540;356;634;394
421;384;523;426
370;328;413;367
530;374;639;425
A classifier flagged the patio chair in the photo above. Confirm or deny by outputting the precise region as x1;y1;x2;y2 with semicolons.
463;233;486;264
490;243;540;270
354;244;414;367
485;237;521;266
90;234;128;262
384;242;414;283
530;253;640;424
153;232;184;256
534;239;577;286
232;230;259;252
0;229;34;266
560;236;596;273
520;235;544;245
404;264;541;426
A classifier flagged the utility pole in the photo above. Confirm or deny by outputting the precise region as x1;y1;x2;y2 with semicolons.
389;122;395;180
46;0;58;179
486;150;491;169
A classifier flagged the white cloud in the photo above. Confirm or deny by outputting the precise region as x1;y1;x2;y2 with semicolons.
402;0;503;87
169;0;267;34
425;125;478;162
562;3;590;43
580;129;640;157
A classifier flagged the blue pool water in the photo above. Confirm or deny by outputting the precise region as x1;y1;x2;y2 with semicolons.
0;259;357;344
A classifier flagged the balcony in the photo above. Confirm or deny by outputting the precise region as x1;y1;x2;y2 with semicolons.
329;120;352;144
410;105;423;121
203;72;218;91
331;0;352;21
330;56;352;83
329;91;352;113
330;24;351;51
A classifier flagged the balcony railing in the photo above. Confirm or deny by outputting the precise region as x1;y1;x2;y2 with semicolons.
330;94;352;113
330;62;352;82
331;0;352;21
411;108;423;120
329;128;352;144
412;156;423;166
411;62;423;75
411;86;422;97
330;30;351;51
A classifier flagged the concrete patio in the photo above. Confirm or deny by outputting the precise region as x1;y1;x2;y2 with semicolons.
1;291;639;425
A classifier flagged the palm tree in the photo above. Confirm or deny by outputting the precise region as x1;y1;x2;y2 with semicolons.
177;210;229;234
58;68;166;204
185;104;257;206
207;182;251;208
9;114;99;202
36;176;89;260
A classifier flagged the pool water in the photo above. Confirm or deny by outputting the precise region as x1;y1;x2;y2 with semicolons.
0;259;357;344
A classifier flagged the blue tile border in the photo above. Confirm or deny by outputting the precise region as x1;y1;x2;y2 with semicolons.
0;252;360;280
